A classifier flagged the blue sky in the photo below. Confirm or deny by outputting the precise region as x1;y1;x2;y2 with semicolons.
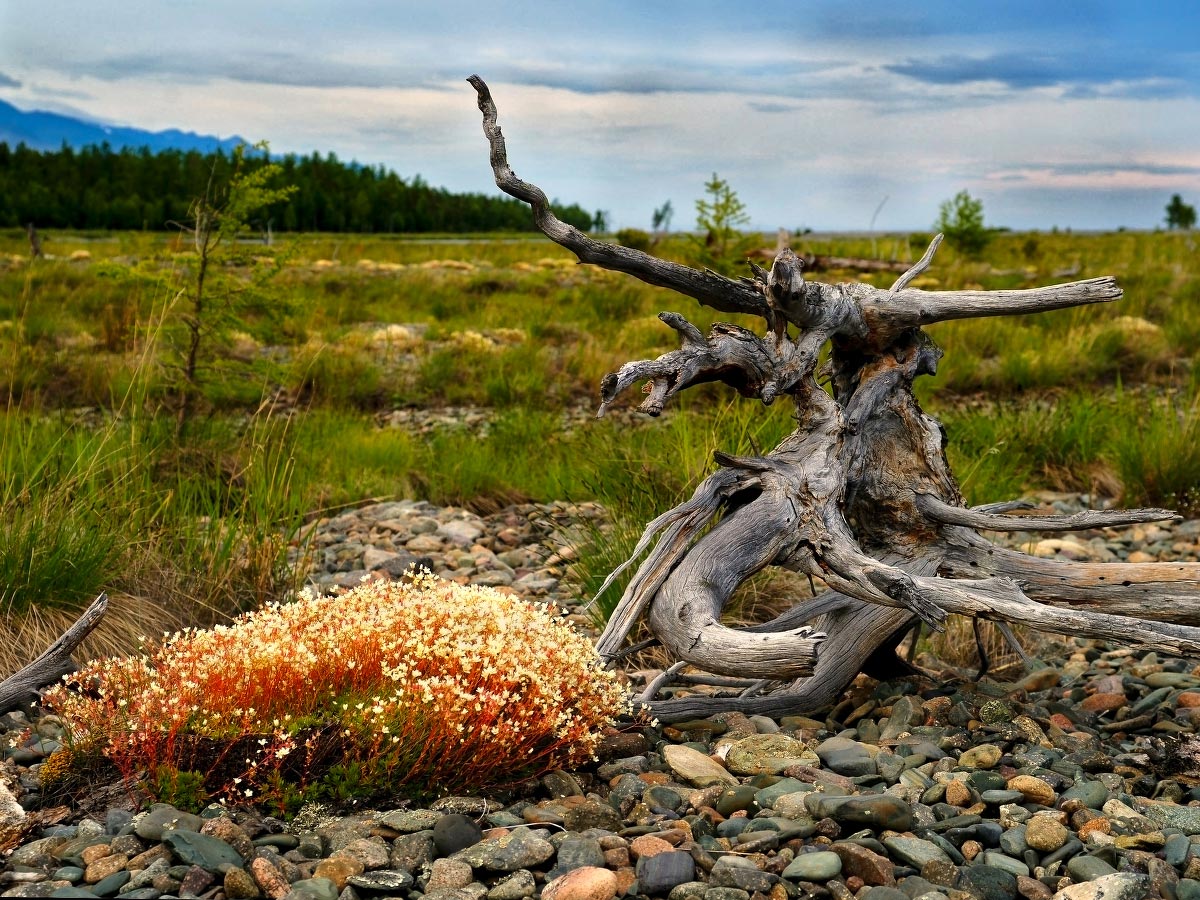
1;1;1198;231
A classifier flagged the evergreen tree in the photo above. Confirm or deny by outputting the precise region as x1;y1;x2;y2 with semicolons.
0;143;593;233
1166;194;1197;230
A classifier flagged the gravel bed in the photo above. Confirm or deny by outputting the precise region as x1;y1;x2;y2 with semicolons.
5;492;1200;900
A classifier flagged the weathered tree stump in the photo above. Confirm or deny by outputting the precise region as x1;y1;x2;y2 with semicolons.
472;75;1200;721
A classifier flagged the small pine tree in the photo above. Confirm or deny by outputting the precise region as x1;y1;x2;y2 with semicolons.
936;190;990;259
174;143;297;431
1166;194;1197;230
693;173;754;274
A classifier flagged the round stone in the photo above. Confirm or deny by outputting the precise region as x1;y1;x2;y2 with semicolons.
1061;781;1109;810
199;818;253;859
714;786;759;817
945;780;974;807
982;790;1025;805
1080;693;1126;713
223;868;261;900
542;866;618;900
428;858;474;890
814;736;877;777
487;870;536;900
725;734;814;776
249;857;289;899
1025;816;1070;852
312;856;363;892
433;814;484;856
781;851;842;882
958;865;1017;900
630;836;674;860
133;805;202;842
960;744;1003;770
636;851;697;895
1067;855;1118;882
286;877;338;900
979;700;1014;724
1007;775;1056;806
662;745;737;787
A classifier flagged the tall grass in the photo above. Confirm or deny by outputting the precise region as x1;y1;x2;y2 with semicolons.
1109;387;1200;514
0;264;309;672
942;380;1200;511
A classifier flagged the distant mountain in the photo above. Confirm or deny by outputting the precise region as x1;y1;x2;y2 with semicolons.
0;98;249;154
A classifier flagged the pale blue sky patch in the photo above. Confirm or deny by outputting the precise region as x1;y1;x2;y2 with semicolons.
1;0;1198;230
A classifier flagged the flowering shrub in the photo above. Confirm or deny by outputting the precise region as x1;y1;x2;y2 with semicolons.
47;573;628;810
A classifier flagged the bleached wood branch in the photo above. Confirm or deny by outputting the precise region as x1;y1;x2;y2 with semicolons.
916;493;1179;532
0;593;108;714
890;233;944;293
470;73;1200;723
597;315;785;417
469;75;768;320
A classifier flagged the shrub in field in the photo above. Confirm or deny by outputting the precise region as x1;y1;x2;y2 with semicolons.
614;228;653;252
47;573;629;812
936;190;990;259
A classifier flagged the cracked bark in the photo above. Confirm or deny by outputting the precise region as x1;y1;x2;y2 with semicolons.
470;75;1200;721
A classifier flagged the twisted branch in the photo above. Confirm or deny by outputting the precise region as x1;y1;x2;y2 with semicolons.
469;75;767;320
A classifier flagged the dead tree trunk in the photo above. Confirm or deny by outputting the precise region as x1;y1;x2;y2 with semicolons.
469;75;1200;721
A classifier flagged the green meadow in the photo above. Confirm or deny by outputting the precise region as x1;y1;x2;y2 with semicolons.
2;227;1198;669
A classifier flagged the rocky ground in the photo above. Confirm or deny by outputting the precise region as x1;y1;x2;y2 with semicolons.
5;492;1200;900
287;489;1200;601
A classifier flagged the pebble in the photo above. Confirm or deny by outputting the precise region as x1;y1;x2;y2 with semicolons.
541;866;617;900
452;830;556;871
1025;816;1070;852
635;851;696;894
781;850;842;881
662;745;738;787
288;498;610;606
1007;775;1057;806
434;814;485;856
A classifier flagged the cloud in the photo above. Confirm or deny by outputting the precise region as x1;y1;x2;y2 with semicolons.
983;161;1200;192
46;47;853;101
747;101;801;114
3;2;1197;231
44;50;426;91
0;72;21;89
27;83;94;101
884;50;1194;97
1062;79;1192;100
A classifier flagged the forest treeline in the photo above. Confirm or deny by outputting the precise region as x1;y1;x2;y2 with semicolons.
0;142;595;233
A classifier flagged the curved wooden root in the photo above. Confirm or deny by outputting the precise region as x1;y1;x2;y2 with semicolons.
645;495;826;679
651;592;917;722
801;524;948;631
594;467;747;660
